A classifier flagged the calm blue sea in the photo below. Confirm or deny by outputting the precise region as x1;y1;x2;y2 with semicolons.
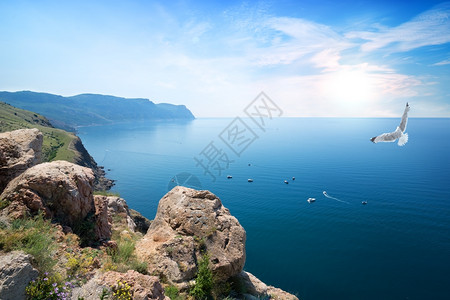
78;118;450;300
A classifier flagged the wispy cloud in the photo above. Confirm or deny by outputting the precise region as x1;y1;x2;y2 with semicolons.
0;1;448;117
432;58;450;66
347;3;450;53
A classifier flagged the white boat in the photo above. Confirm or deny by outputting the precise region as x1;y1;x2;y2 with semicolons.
362;201;367;205
307;197;316;203
284;180;289;184
227;175;232;179
292;177;295;180
248;179;253;182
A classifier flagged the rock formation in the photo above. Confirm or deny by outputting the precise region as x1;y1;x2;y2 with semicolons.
94;195;112;241
100;270;168;300
129;208;152;233
236;271;298;300
0;128;42;193
103;195;137;232
70;271;168;300
136;186;246;287
0;251;39;300
0;160;94;225
69;136;114;191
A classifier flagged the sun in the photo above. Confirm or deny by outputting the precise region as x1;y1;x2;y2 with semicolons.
323;68;375;112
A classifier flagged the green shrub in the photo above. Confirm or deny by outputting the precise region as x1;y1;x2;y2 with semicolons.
0;214;57;272
108;239;135;264
100;288;110;300
0;198;10;209
165;285;182;300
100;288;110;299
190;254;213;300
72;213;96;247
130;260;148;275
26;273;74;300
65;252;95;277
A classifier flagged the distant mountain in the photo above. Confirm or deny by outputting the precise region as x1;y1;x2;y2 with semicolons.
0;91;195;131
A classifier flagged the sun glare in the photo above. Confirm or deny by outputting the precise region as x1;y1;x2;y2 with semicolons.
324;69;375;112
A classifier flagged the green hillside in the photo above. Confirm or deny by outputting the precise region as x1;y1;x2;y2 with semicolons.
0;101;77;162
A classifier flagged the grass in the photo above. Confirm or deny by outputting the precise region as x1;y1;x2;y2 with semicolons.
0;198;11;209
165;285;183;300
0;101;77;162
103;214;149;275
0;213;57;273
94;190;121;197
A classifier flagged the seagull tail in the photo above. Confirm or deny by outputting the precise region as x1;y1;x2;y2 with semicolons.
370;136;377;143
398;132;408;146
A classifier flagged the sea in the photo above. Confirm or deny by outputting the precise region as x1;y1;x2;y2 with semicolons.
77;117;450;300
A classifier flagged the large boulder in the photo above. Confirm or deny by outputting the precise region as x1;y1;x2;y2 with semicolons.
0;251;39;300
0;128;42;193
71;271;168;300
100;270;168;300
0;160;94;226
136;186;246;287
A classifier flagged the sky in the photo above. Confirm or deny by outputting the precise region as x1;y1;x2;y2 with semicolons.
1;0;450;117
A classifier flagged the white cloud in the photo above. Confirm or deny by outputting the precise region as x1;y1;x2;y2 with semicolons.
1;1;448;117
433;58;450;66
347;3;450;53
248;17;351;66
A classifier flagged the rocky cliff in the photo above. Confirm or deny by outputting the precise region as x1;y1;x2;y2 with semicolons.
0;128;42;193
69;136;114;191
136;187;246;288
0;129;298;300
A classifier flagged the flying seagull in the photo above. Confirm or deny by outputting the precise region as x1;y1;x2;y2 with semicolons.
371;103;410;146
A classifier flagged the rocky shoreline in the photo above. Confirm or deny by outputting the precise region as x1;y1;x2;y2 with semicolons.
68;135;115;191
0;128;298;300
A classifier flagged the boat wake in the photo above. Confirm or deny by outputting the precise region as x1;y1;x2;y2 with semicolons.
323;191;349;204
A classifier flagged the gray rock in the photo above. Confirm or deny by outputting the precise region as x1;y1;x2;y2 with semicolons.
0;251;39;300
0;128;42;193
70;274;110;300
236;271;299;300
0;160;95;226
105;196;137;232
99;270;169;300
136;186;246;287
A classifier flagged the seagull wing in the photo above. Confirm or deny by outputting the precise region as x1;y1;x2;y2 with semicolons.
398;102;410;132
371;128;402;143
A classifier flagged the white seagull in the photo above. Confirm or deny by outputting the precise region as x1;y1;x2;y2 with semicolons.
371;103;410;146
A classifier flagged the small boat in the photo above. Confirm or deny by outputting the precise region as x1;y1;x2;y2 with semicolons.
292;177;295;181
284;180;289;184
227;175;232;179
248;179;253;182
307;198;316;203
362;201;368;205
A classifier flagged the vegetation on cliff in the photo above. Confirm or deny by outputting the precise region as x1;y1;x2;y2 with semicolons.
0;102;113;190
0;101;76;162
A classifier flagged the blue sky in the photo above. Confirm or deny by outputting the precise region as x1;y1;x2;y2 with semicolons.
1;0;449;117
